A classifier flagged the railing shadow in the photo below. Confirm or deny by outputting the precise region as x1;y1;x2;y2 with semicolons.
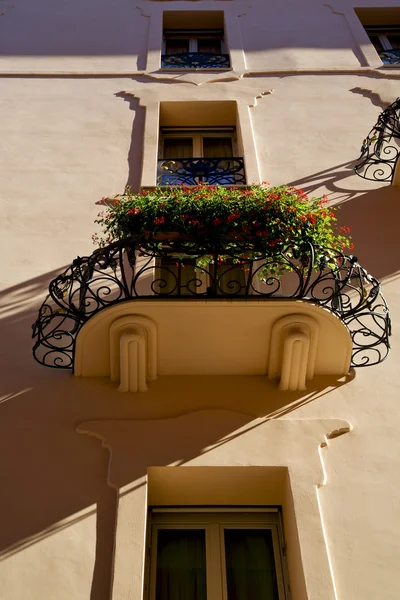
1;171;399;597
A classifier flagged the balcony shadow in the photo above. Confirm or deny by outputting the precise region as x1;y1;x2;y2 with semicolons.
0;223;394;598
288;169;400;280
287;160;367;202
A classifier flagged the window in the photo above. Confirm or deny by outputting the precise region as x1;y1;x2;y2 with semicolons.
147;510;289;600
161;128;236;159
161;11;230;69
154;255;248;297
158;127;246;186
355;8;400;65
164;30;226;56
364;25;400;64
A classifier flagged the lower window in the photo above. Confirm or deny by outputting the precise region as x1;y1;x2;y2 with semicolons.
147;509;289;600
155;257;248;297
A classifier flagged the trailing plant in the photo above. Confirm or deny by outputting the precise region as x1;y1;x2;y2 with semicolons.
94;184;352;274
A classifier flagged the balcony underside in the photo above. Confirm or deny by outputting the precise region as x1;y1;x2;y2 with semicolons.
73;299;352;383
32;240;391;380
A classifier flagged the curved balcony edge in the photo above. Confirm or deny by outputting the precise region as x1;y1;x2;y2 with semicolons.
32;240;391;371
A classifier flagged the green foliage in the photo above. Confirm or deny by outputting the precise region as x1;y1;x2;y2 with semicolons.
94;185;352;272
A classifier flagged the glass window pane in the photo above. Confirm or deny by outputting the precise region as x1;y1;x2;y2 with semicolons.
163;138;193;159
197;38;222;54
165;39;190;55
156;529;207;600
156;259;201;296
217;263;246;296
369;35;384;52
203;137;233;158
224;529;279;600
388;34;400;49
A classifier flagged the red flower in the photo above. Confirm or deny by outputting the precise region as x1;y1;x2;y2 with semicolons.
307;214;317;225
128;207;141;216
154;216;165;225
214;217;223;226
227;212;240;223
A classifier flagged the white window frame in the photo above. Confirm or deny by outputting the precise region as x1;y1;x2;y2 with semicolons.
162;31;226;56
147;508;290;600
364;25;400;54
378;34;394;51
159;127;238;159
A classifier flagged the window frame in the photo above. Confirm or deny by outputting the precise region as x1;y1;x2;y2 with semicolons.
159;127;238;159
147;508;290;600
365;26;400;53
162;29;227;56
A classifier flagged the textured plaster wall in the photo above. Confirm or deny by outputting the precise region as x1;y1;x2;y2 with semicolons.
0;0;400;599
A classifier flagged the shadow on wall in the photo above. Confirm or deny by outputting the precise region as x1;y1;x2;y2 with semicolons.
0;170;399;598
288;170;400;280
0;265;355;598
288;160;361;202
0;0;364;64
115;92;146;194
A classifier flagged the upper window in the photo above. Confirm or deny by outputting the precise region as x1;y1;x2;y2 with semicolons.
355;8;400;65
147;510;289;600
365;25;400;64
162;11;230;69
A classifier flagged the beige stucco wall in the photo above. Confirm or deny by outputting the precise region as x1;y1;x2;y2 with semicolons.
0;0;400;599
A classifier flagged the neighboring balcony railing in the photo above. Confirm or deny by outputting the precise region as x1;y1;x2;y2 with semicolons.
32;239;391;370
355;97;400;183
161;52;230;69
157;157;246;186
378;48;400;65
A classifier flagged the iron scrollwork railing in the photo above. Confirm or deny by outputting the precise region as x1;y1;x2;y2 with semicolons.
378;48;400;65
32;240;391;370
355;97;400;183
161;52;230;69
157;157;246;186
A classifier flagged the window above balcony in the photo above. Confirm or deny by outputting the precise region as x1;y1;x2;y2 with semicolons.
161;11;230;70
162;29;230;69
158;127;245;186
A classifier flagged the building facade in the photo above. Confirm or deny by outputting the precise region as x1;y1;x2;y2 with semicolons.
0;1;399;599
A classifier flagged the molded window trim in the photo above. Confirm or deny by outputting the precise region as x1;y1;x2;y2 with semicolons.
147;508;290;600
145;7;246;72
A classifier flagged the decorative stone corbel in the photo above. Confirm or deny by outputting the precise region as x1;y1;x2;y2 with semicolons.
109;315;157;392
268;314;319;391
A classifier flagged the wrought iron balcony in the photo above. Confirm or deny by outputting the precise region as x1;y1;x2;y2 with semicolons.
355;97;400;183
157;157;246;186
378;48;400;65
161;52;230;69
32;239;390;370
